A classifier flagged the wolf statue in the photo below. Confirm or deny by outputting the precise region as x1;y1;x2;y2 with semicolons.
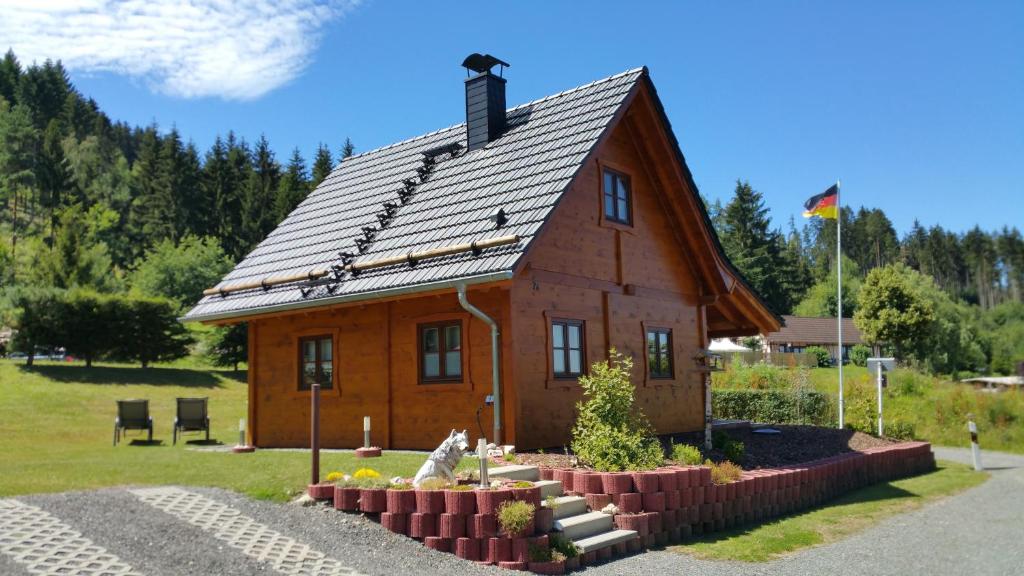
413;429;470;487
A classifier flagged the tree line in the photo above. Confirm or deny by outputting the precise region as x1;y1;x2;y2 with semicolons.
710;180;1024;376
0;51;353;368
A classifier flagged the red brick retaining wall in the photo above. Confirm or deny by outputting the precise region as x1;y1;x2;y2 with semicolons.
311;441;935;574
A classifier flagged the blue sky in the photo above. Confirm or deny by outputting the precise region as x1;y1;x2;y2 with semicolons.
6;1;1022;235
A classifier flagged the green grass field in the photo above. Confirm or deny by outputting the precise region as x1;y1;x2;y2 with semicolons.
0;359;472;501
673;461;988;562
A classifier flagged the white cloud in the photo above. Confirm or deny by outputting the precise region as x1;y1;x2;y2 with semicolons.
0;0;358;100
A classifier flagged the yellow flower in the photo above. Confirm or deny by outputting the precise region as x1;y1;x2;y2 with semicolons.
352;468;381;479
325;471;345;483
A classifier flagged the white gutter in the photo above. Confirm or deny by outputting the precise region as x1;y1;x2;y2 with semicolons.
456;283;502;446
180;271;514;324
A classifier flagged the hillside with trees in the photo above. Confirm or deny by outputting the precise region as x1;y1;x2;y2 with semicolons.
0;51;353;367
710;180;1023;377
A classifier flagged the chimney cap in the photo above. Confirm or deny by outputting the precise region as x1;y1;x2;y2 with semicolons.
461;53;510;76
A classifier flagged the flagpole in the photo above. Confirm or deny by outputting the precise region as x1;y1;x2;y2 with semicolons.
836;179;844;429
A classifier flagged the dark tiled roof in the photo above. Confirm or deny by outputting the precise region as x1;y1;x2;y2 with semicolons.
765;316;865;345
185;68;644;321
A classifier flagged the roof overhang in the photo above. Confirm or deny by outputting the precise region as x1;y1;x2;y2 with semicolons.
182;271;513;325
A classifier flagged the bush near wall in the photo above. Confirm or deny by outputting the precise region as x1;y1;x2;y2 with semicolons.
712;389;833;426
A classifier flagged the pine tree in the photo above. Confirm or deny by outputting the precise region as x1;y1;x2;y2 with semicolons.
310;143;333;188
719;180;789;313
0;100;39;271
127;126;166;257
273;147;308;224
220;133;252;260
240;135;278;253
340;137;355;159
0;50;22;106
36;118;76;240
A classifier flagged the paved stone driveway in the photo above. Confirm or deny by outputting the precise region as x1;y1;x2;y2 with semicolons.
0;447;1019;576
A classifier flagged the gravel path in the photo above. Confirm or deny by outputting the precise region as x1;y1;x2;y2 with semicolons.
1;447;1019;576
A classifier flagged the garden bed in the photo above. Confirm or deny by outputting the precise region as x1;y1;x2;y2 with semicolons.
514;425;895;470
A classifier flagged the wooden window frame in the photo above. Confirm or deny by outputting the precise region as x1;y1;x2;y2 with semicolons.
418;320;464;384
551;318;586;380
645;326;674;380
602;167;633;226
297;334;335;391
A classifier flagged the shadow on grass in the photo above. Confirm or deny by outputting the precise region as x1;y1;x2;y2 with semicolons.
184;439;223;446
20;364;232;388
679;480;918;547
126;439;164;447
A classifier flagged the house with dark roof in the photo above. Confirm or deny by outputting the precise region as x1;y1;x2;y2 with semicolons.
762;315;874;364
186;55;781;450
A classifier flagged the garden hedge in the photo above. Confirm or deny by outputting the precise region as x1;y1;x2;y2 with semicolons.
712;389;832;426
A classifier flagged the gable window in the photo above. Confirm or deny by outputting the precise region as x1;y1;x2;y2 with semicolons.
420;321;463;383
603;168;631;225
299;335;333;390
552;319;585;378
646;328;673;379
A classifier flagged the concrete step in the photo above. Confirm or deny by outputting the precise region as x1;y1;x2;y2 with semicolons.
534;480;564;500
544;495;587;519
553;511;614;540
574;529;639;554
488;464;540;482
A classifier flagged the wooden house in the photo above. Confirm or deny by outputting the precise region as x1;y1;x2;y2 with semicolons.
762;315;871;364
186;55;782;450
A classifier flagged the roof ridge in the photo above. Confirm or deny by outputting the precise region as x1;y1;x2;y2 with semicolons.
341;67;645;163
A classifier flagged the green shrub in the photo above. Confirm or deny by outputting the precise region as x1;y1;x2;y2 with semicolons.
805;346;832;368
886;421;916;440
711;389;832;425
497;500;535;536
722;439;745;464
570;350;664;471
387;482;413;490
503;452;517;462
706;460;742;484
671;442;703;465
850;345;871;367
548;533;580;558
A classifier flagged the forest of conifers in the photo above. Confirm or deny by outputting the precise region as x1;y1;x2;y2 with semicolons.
0;51;1021;375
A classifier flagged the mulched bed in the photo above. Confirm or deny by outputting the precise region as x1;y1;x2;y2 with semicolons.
513;424;895;470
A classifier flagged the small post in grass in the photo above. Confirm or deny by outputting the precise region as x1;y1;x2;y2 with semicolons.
311;382;321;485
363;416;371;449
867;357;895;437
477;438;489;489
968;415;983;471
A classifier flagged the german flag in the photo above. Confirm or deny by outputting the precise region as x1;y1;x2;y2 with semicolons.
803;184;839;219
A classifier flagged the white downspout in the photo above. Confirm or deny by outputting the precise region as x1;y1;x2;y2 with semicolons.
456;283;502;445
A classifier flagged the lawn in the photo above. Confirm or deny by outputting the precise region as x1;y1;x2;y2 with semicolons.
672;460;988;562
0;359;473;501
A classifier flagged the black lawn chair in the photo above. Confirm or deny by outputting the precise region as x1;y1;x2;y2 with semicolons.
173;397;210;445
114;399;153;446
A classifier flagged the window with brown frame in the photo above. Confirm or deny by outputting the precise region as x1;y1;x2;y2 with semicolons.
419;321;463;383
552;319;585;379
298;335;333;390
646;328;673;379
602;168;632;225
